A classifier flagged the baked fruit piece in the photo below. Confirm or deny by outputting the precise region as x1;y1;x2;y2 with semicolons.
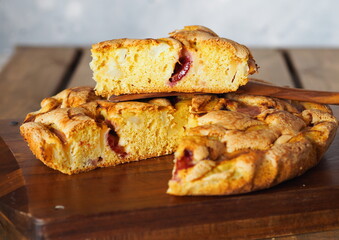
20;87;338;196
90;25;257;98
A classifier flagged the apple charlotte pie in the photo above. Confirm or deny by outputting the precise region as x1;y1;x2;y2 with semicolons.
20;87;338;195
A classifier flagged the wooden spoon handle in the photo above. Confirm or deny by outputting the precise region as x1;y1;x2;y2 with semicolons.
108;79;339;105
238;79;339;104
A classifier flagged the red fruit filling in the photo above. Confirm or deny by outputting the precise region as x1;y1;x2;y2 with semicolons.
236;104;261;117
174;149;194;178
169;50;192;86
106;129;127;158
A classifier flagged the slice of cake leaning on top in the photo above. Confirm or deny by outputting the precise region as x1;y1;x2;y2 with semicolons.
90;25;258;98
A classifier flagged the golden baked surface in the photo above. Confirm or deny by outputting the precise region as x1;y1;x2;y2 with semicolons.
21;87;192;174
90;25;257;97
21;87;338;196
168;94;338;195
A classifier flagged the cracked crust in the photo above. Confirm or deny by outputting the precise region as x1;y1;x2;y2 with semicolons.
21;87;338;196
21;87;189;174
24;87;102;122
169;25;251;59
167;94;338;196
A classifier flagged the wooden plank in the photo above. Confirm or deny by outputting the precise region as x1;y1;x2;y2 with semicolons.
67;48;95;88
250;49;295;87
0;46;77;119
288;49;339;91
0;108;339;239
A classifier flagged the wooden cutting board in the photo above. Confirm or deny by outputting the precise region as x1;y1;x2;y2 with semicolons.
1;110;339;239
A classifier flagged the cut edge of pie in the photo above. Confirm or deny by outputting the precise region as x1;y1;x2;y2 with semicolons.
90;25;257;97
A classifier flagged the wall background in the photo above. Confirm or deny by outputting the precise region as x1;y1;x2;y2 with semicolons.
1;0;339;68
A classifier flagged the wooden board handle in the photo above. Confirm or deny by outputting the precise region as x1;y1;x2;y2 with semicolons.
236;79;339;104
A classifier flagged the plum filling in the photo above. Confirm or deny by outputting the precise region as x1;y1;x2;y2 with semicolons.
236;104;261;117
88;157;103;166
48;127;67;145
248;58;258;74
174;149;194;178
106;129;127;158
169;50;192;86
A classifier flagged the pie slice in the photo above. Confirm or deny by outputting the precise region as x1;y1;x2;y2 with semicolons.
90;25;257;98
20;87;338;195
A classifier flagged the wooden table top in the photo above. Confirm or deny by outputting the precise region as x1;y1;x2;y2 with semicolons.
0;46;339;239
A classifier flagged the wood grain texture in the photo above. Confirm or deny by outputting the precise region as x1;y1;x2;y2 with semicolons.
0;126;29;240
250;49;295;87
108;80;339;105
0;47;77;119
67;48;95;88
288;49;339;91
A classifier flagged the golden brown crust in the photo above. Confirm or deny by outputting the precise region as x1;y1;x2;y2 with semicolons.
21;87;189;174
21;109;103;174
169;25;251;59
167;93;338;196
21;87;338;196
92;37;182;56
24;87;102;123
169;25;219;37
91;25;257;97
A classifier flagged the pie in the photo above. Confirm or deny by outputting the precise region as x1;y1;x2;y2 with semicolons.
20;25;338;196
90;25;257;98
20;87;338;195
